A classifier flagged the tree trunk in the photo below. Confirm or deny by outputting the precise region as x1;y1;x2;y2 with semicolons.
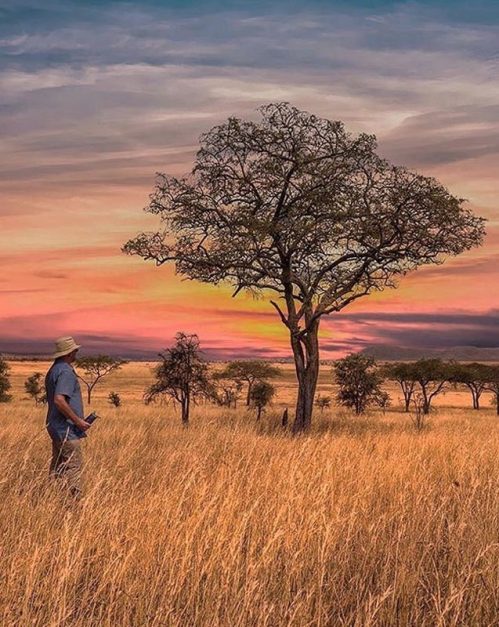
398;381;412;412
256;406;262;420
291;321;320;434
246;380;253;406
87;386;92;404
281;408;288;428
181;393;190;426
422;393;430;414
403;386;413;412
293;372;318;432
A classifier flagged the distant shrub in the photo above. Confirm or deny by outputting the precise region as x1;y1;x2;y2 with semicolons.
250;381;276;420
24;372;47;405
315;395;332;413
0;356;12;403
375;390;391;414
108;391;121;408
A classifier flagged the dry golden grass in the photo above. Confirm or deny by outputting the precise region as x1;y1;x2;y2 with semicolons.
0;361;498;626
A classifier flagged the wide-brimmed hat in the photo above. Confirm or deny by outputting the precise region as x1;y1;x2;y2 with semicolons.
53;336;82;359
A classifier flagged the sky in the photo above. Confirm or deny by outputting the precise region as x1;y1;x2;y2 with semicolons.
0;0;498;358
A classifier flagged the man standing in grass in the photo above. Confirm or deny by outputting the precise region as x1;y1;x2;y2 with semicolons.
45;336;90;498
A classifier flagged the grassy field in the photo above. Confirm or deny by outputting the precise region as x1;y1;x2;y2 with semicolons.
0;361;498;626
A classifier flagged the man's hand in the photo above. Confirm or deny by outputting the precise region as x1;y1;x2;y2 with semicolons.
54;394;91;431
75;419;91;432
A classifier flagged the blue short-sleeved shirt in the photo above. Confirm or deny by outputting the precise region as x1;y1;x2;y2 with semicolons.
45;360;85;441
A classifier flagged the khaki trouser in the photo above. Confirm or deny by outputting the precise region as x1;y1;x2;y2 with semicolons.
49;438;83;498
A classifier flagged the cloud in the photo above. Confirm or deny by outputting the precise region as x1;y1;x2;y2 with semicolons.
2;1;499;186
407;254;499;280
0;0;498;357
323;309;499;350
381;106;499;167
34;270;68;279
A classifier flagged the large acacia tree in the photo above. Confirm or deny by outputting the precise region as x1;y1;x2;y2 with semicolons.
124;103;485;432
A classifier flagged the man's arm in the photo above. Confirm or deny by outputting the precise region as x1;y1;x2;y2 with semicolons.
54;394;90;431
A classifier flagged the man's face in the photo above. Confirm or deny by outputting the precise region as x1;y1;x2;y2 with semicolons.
68;349;78;363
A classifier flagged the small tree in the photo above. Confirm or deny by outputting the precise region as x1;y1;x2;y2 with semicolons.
383;362;417;412
315;395;332;413
144;332;211;425
410;392;428;432
450;362;490;410
76;355;128;403
211;370;244;407
483;365;499;416
217;361;281;406
108;391;121;408
406;359;452;414
124;102;485;433
333;353;386;415
24;372;47;405
250;380;276;420
0;356;12;403
375;389;391;414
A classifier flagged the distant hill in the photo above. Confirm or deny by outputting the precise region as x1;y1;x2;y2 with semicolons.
361;344;499;362
3;346;499;363
0;352;154;362
0;353;51;362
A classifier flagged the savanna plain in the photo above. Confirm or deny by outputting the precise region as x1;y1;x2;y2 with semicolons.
1;361;498;627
